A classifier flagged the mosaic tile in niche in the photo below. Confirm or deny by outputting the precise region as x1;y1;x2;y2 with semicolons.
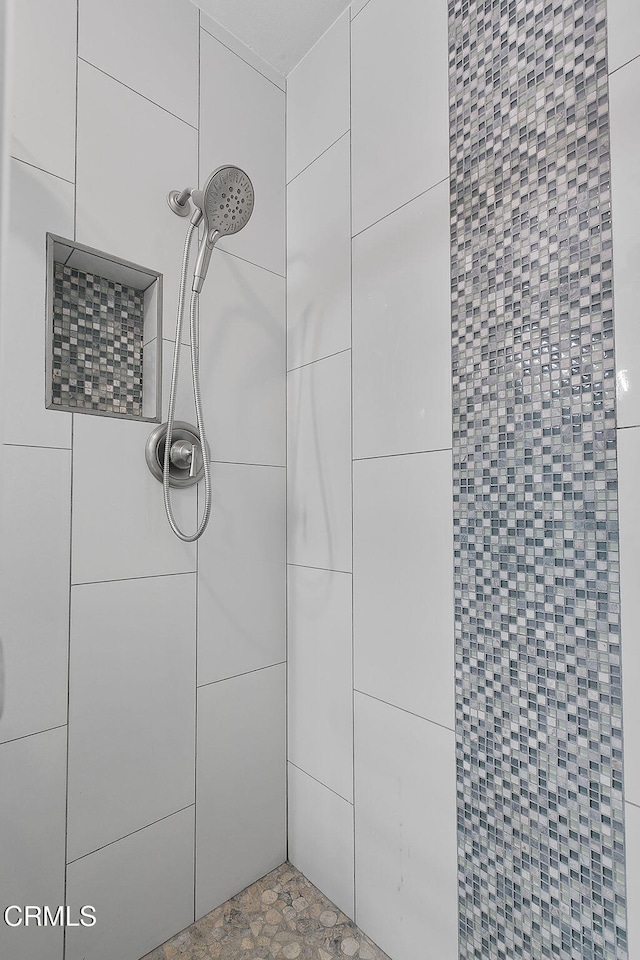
51;261;145;417
448;0;627;957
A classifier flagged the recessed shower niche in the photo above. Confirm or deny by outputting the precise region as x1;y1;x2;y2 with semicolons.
45;233;162;421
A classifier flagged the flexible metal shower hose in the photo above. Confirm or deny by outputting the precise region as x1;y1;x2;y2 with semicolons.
162;222;213;542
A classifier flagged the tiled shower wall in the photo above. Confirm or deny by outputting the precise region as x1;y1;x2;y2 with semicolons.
0;2;286;958
286;2;458;958
287;1;640;960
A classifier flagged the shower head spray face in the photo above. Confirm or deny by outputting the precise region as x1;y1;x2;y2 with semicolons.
191;165;255;292
202;165;254;236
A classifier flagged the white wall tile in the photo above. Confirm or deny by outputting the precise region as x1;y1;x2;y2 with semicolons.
354;693;457;960
10;0;76;182
351;0;449;235
196;665;286;917
288;565;353;800
608;0;640;74
353;451;454;729
0;728;66;960
199;12;285;91
626;801;640;960
288;763;354;920
352;181;452;458
76;60;198;340
287;11;350;182
617;426;640;805
1;160;73;448
197;250;286;466
0;447;70;743
200;31;285;276
79;0;199;127
198;463;286;685
611;59;640;428
65;807;194;960
287;134;351;370
288;351;352;571
71;414;196;583
67;575;196;861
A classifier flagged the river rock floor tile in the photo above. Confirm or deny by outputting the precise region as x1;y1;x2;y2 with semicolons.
140;862;389;960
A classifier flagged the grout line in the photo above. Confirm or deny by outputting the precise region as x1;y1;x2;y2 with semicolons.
197;661;287;690
200;22;285;94
71;570;197;587
353;688;456;734
351;175;450;240
354;446;453;462
215;244;286;280
608;52;640;77
287;347;351;374
285;5;350;77
66;804;196;866
3;442;72;452
194;15;201;924
0;723;67;747
616;424;640;431
62;407;75;959
351;0;374;22
77;58;199;130
9;155;75;186
208;459;286;469
627;799;640;810
63;20;80;950
288;761;354;806
284;66;290;866
348;8;357;925
287;562;352;576
286;129;350;186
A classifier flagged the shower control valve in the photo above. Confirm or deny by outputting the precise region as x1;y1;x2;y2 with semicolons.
145;421;208;488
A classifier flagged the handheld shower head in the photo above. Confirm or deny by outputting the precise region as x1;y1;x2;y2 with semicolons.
191;165;254;292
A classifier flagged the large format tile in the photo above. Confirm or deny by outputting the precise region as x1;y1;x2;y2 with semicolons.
354;693;457;960
353;451;454;728
287;11;350;181
200;31;285;277
79;0;199;126
10;0;76;181
0;728;66;960
0;446;70;743
287;134;351;370
198;462;286;685
76;60;197;339
611;58;640;428
66;807;194;960
288;351;352;572
351;0;449;235
288;763;354;920
1;159;73;448
617;426;640;804
626;802;640;960
197;250;285;466
71;413;196;583
352;181;452;459
196;665;286;918
608;0;640;74
67;575;196;861
288;565;353;800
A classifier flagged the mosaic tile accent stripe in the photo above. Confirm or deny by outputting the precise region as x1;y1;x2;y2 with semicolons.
51;262;145;417
448;0;627;957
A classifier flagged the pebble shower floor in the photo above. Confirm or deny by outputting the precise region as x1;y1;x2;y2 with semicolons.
140;863;390;960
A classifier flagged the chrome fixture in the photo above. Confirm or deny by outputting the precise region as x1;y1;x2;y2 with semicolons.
146;166;255;542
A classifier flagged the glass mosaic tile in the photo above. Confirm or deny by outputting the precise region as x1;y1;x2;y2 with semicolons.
448;0;627;956
50;261;145;418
